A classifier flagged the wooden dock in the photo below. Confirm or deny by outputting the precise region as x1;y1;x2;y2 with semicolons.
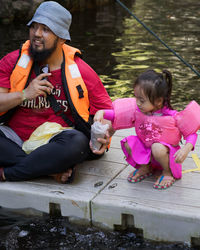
0;128;200;246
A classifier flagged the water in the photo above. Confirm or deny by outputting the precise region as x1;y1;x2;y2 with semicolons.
1;0;200;110
0;0;200;249
0;207;195;250
70;0;200;110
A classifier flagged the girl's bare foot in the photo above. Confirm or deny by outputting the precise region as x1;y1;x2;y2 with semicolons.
153;173;175;189
127;164;152;183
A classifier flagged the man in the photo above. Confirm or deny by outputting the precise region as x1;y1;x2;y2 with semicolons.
0;1;112;183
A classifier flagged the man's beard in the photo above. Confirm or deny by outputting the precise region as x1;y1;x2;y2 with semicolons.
29;38;58;63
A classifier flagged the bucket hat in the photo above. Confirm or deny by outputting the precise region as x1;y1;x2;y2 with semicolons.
27;1;71;40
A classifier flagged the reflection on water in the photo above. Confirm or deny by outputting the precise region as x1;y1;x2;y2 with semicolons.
0;0;200;248
72;0;200;109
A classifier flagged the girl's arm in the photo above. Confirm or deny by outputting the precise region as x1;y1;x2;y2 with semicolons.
174;133;197;163
94;109;115;137
94;109;114;123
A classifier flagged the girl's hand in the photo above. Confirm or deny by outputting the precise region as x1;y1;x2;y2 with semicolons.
94;110;105;123
174;143;193;163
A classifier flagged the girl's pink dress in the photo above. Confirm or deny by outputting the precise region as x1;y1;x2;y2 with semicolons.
104;98;200;179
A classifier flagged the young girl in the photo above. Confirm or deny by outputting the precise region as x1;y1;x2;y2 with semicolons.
93;69;200;190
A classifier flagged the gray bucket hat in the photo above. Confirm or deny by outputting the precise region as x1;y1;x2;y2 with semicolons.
27;1;71;40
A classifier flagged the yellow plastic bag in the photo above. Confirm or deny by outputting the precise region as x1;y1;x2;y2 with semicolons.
22;122;71;154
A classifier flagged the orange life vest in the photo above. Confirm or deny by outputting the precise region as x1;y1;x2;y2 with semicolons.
1;40;91;137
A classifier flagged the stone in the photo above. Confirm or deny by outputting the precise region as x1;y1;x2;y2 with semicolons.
0;0;14;24
0;0;113;24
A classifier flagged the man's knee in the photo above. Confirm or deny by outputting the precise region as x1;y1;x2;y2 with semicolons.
72;130;89;148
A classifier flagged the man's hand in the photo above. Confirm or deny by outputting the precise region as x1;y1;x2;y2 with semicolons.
23;73;53;100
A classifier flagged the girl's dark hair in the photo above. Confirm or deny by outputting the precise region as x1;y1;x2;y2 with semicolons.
134;69;173;108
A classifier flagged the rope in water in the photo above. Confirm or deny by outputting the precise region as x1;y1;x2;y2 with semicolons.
116;0;200;78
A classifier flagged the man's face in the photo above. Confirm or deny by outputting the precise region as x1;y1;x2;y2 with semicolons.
29;22;59;62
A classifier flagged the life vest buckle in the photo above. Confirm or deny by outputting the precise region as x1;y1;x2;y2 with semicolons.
76;85;84;98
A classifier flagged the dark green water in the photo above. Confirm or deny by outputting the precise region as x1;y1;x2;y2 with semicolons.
1;0;200;110
70;0;200;110
0;0;200;249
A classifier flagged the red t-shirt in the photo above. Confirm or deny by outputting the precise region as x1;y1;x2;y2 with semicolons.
0;50;112;140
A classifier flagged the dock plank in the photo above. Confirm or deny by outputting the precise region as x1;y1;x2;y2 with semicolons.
1;127;200;245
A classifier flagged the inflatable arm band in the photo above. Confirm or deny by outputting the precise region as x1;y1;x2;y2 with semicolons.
175;101;200;138
112;98;136;130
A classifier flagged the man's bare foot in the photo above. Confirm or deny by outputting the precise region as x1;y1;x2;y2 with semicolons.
0;168;6;181
127;164;152;183
52;168;74;184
